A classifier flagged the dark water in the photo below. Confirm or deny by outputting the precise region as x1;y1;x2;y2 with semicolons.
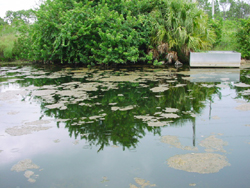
0;64;250;188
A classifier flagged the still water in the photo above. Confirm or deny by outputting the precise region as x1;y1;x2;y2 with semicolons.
0;64;250;188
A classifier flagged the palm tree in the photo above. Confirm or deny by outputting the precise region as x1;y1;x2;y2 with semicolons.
149;0;215;62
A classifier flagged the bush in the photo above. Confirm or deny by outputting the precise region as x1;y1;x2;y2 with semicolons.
18;0;215;64
236;18;250;59
212;20;239;51
20;0;152;64
209;18;223;48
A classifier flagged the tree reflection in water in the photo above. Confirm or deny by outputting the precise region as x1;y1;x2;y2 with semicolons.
3;66;222;152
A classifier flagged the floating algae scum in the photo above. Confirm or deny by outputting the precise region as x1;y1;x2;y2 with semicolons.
0;63;250;187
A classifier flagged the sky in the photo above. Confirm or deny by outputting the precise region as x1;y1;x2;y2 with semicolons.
0;0;40;19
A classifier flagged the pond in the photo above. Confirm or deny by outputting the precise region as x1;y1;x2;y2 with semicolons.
0;63;250;188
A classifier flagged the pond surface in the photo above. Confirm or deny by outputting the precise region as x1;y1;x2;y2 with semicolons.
0;64;250;188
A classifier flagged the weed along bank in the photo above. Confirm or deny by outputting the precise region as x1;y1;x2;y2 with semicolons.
190;51;241;67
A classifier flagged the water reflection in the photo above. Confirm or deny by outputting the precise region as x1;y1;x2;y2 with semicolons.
1;65;250;187
233;69;250;101
180;68;240;82
0;66;224;152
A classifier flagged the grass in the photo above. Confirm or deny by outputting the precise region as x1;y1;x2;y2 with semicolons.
0;25;18;61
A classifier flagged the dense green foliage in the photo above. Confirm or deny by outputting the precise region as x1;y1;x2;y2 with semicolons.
209;18;222;47
197;0;250;55
236;18;250;59
150;0;214;62
25;0;152;64
0;9;35;61
15;0;215;64
212;20;239;51
1;0;250;63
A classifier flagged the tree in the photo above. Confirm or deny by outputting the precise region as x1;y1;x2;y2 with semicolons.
226;0;250;19
17;0;215;64
197;0;221;18
150;0;215;62
220;0;231;19
4;9;36;24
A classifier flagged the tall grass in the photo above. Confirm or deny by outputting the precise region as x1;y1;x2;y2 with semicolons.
0;25;18;61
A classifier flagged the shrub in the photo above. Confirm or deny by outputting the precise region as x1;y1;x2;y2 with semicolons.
20;0;152;64
212;19;239;51
209;18;223;48
18;0;215;64
236;18;250;59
